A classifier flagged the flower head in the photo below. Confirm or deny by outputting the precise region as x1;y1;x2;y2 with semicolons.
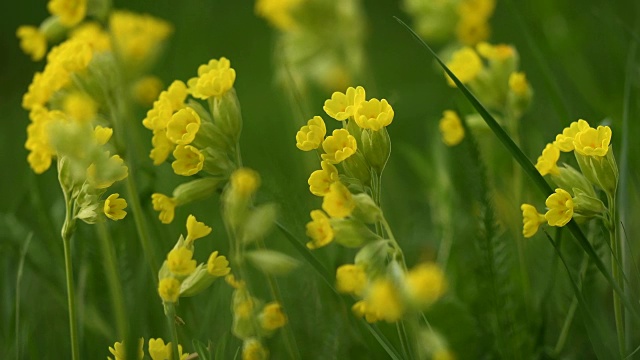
172;145;204;176
445;46;483;87
321;129;357;164
148;338;171;360
354;279;405;323
405;263;446;308
305;210;334;249
16;26;47;61
242;338;269;360
554;119;590;152
185;214;212;244
259;302;287;331
230;168;261;198
94;126;113;145
509;71;529;96
336;264;367;296
323;86;366;121
48;0;87;27
439;110;464;146
207;251;231;276
322;182;355;219
152;193;177;224
167;247;197;276
545;189;574;227
166;107;201;145
535;143;560;176
308;161;339;196
521;204;546;238
573;125;612;157
104;193;128;221
188;57;236;99
158;277;181;303
354;98;394;131
295;116;326;151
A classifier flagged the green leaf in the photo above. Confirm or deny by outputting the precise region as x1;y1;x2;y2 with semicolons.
245;249;300;276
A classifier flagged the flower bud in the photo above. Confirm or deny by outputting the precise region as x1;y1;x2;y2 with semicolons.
351;193;382;224
574;148;618;196
342;151;371;186
551;164;596;198
572;188;606;217
212;88;242;144
173;177;224;205
330;218;381;248
361;127;391;174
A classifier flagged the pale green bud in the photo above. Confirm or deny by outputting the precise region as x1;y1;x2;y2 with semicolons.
575;148;618;196
211;88;242;144
179;264;217;297
245;249;300;276
330;218;381;248
572;188;606;217
361;127;391;174
173;177;224;206
351;193;382;224
342;151;371;186
355;239;391;277
202;147;235;176
241;204;278;245
551;164;596;198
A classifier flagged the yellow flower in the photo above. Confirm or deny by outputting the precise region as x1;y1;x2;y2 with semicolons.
188;57;236;99
355;279;405;323
336;264;367;296
172;145;204;176
132;76;163;106
545;189;574;227
456;15;490;46
152;193;177;224
158;277;181;303
185;214;212;244
535;143;560;176
433;349;456;360
48;0;86;27
104;193;128;221
554;119;590;152
94;126;113;145
321;129;357;164
109;11;173;67
354;99;394;131
405;263;446;307
150;129;175;165
323;86;366;121
225;274;246;289
509;72;529;96
305;210;334;249
255;0;302;31
148;338;171;360
230;168;261;197
70;22;111;53
439;110;465;146
573;125;612;157
259;302;287;331
458;0;496;18
86;154;129;189
63;92;97;123
521;204;546;238
25;106;55;173
296;116;326;151
167;247;197;276
166;107;201;145
445;47;482;87
322;182;355;219
207;251;231;276
352;300;377;323
308;161;339;196
16;26;47;61
108;338;144;360
476;42;514;61
242;338;269;360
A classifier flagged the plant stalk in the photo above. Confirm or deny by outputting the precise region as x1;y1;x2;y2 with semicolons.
62;203;80;360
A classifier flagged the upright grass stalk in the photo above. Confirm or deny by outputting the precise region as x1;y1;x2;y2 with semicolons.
553;254;589;356
607;193;625;357
61;197;79;360
15;233;33;360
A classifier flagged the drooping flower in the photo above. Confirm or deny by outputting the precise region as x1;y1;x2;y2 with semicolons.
207;251;231;276
185;214;212;244
172;145;204;176
405;263;447;308
307;161;339;196
158;277;181;303
295;116;326;151
151;193;177;224
545;189;574;227
554;119;590;152
104;193;128;221
439;110;464;146
535;143;560;176
166;107;201;145
336;264;367;296
520;204;546;238
259;302;287;331
305;210;334;249
167;247;197;276
322;182;356;219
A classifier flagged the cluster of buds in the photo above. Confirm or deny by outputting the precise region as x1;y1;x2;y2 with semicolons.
522;119;618;237
145;57;243;224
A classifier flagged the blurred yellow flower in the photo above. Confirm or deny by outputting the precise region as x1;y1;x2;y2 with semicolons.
70;22;111;53
476;42;514;61
545;189;574;227
354;279;404;323
188;57;236;99
439;110;464;146
323;86;366;121
305;210;334;249
63;92;97;123
185;214;212;244
308;161;339;196
259;302;287;331
207;251;231;277
104;193;127;221
296;115;326;151
322;182;355;219
354;98;394;131
48;0;86;27
132;76;163;106
16;26;47;61
405;263;447;308
535;143;560;176
445;47;483;87
158;277;181;303
573;126;611;157
172;145;204;176
94;126;113;145
520;204;546;238
152;193;177;224
336;264;367;296
109;11;173;67
255;0;302;31
509;72;529;96
230;168;261;198
242;338;269;360
321;129;357;164
150;129;175;165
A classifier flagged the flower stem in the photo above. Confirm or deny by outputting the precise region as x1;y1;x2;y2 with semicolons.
61;202;80;360
608;193;625;357
553;254;588;356
165;303;181;359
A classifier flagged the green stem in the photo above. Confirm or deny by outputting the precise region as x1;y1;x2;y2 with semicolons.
96;221;128;342
125;174;159;282
62;204;80;360
553;254;589;355
608;193;625;357
165;303;181;359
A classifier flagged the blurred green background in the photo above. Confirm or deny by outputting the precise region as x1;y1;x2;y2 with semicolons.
2;0;640;358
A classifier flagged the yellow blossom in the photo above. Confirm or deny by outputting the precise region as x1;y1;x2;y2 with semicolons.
321;129;357;164
25;106;55;173
354;98;394;131
104;193;127;221
445;47;482;87
509;72;529;96
545;189;574;227
521;204;546;238
148;338;170;360
172;145;204;176
188;57;236;99
109;11;173;67
323;86;366;121
242;338;269;360
166;107;201;145
433;349;456;360
296;116;326;151
355;279;405;323
108;338;144;360
259;302;287;331
405;263;446;307
322;182;355;219
63;92;97;123
305;210;334;249
70;22;111;53
230;168;261;197
16;26;47;61
207;251;231;276
47;37;93;73
132;76;163;106
573;126;612;157
150;129;175;165
158;277;181;303
336;264;367;296
225;274;246;289
456;15;490;46
167;247;197;276
87;154;129;189
308;161;339;196
535;143;560;176
439;110;464;146
48;0;86;27
476;42;514;61
152;193;177;224
185;214;212;244
554;119;590;152
255;0;302;31
94;126;113;145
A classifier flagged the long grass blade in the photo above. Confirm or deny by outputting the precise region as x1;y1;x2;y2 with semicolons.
395;17;637;318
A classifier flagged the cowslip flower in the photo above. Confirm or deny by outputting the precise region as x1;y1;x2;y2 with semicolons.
132;76;163;106
109;11;173;66
405;263;446;308
86;154;129;189
535;143;560;176
354;279;404;323
230;168;261;197
188;57;236;99
445;46;483;87
242;338;269;360
520;204;546;238
108;339;144;360
336;264;367;296
172;145;204;176
148;338;170;360
305;210;334;249
16;26;47;61
167;247;197;276
70;22;111;53
476;42;514;61
255;0;302;31
554;119;590;152
545;189;574;227
152;193;177;224
323;86;366;121
322;182;355;219
259;302;287;331
509;72;529;96
321;129;357;164
104;193;127;221
354;98;394;131
48;0;87;27
295;116;326;151
185;214;212;244
158;277;181;303
308;161;339;196
166;107;201;145
207;251;231;276
439;110;464;146
94;126;113;145
573;126;611;157
63;92;97;123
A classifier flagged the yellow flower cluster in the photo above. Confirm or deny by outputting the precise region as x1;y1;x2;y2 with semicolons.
48;0;87;27
439;110;465;146
255;0;302;31
108;338;189;360
109;11;173;68
16;26;47;61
